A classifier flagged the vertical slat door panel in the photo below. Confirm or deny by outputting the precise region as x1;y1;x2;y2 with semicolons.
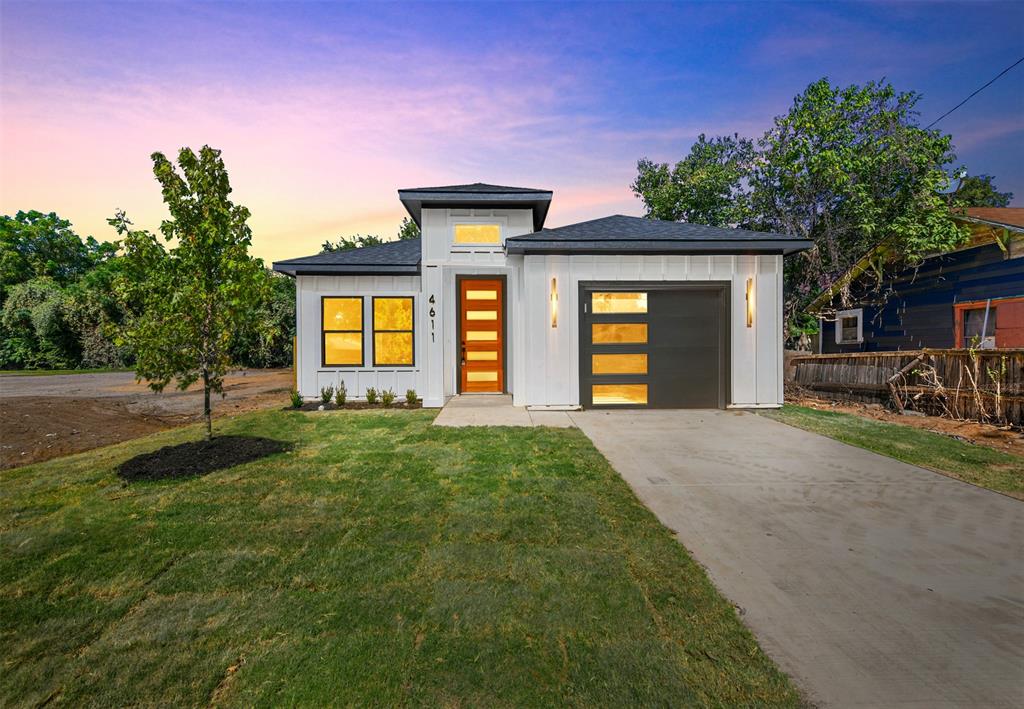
460;278;504;392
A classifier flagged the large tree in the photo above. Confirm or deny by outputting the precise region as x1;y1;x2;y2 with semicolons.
321;217;421;252
115;146;271;439
951;174;1013;208
633;78;969;331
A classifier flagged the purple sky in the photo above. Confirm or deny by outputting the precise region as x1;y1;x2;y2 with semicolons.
2;1;1022;262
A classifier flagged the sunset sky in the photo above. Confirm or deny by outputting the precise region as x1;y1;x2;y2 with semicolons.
2;1;1022;264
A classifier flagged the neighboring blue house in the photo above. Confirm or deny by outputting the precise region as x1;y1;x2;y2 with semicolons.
813;208;1024;353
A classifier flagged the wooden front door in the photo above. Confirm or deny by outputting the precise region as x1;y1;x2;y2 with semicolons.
459;278;505;392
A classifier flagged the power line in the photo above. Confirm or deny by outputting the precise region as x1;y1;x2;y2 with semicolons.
925;55;1024;129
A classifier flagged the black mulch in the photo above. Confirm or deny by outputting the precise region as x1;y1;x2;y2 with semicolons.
117;435;290;482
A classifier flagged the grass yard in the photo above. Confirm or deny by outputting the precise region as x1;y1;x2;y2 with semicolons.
0;409;799;707
764;405;1024;499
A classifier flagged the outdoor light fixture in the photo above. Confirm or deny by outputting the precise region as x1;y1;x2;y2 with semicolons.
550;277;558;328
746;277;754;328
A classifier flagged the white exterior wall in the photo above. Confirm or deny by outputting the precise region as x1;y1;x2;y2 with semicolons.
514;254;785;408
295;275;423;400
419;207;533;408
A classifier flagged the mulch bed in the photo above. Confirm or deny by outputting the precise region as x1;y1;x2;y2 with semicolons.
117;435;290;482
288;401;423;412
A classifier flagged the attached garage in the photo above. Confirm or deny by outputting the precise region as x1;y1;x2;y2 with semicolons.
579;283;729;408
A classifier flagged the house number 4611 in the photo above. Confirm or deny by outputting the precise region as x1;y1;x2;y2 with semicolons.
428;295;436;341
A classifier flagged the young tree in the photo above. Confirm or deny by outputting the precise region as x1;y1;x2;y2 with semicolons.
114;146;271;439
951;174;1013;208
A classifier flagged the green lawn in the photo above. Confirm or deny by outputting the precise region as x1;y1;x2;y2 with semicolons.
0;409;799;707
763;405;1024;499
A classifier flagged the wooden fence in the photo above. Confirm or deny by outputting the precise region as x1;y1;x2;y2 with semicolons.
791;349;1024;426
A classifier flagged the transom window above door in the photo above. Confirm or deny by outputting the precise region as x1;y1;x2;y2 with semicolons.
454;224;501;245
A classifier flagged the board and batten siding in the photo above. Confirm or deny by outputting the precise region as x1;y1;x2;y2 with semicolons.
295;275;423;401
515;254;784;408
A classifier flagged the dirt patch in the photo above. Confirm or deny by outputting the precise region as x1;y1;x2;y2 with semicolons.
0;369;293;470
117;436;290;481
788;391;1024;457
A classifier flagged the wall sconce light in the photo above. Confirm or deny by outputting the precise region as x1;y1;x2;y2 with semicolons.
550;277;558;328
745;277;754;328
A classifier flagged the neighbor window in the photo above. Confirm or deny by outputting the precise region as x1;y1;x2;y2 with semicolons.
962;306;996;348
454;223;501;245
373;297;414;366
323;297;363;366
835;308;863;344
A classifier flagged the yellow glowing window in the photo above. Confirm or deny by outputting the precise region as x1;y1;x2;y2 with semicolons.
323;297;362;331
592;384;648;405
592;353;648;375
372;297;414;366
465;330;498;342
592;323;648;344
465;289;498;300
467;371;498;382
454;224;501;244
466;310;497;321
323;297;363;366
324;332;362;367
592;292;647;314
466;351;498;361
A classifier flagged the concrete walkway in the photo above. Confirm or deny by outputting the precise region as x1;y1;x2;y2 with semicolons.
432;395;574;427
571;409;1024;708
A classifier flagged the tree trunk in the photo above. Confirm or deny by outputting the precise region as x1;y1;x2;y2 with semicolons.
202;369;212;440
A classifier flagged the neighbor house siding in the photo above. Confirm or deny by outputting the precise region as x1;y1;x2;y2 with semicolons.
515;254;784;408
820;242;1024;352
295;275;423;400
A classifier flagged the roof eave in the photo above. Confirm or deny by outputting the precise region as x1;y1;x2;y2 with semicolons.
504;239;812;255
398;190;553;231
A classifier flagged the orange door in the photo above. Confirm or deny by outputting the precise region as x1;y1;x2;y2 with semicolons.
459;278;504;392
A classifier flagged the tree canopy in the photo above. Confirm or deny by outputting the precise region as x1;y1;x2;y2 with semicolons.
633;78;972;332
951;174;1013;208
116;146;272;439
322;216;421;252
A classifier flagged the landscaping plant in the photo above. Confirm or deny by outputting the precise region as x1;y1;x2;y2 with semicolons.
380;388;396;407
365;387;378;405
289;389;303;409
320;384;334;405
405;388;417;406
112;146;272;440
334;381;347;406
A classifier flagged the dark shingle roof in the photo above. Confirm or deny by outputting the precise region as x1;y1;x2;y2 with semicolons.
505;215;810;255
398;183;552;231
272;238;421;276
398;182;550;194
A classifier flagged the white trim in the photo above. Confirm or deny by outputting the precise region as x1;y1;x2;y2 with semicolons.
835;308;864;345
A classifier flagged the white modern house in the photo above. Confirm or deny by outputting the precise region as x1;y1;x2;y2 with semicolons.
273;183;810;409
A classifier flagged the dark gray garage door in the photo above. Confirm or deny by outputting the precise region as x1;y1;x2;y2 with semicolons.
579;282;729;408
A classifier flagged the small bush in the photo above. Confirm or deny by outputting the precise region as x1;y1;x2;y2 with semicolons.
405;389;418;406
320;384;334;405
365;387;379;405
334;381;347;406
381;388;396;407
289;389;303;409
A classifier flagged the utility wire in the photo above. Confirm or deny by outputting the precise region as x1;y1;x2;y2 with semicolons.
925;55;1024;129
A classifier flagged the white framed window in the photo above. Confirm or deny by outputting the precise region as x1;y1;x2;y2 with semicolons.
835;308;863;345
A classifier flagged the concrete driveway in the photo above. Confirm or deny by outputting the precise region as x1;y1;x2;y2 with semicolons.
570;409;1024;708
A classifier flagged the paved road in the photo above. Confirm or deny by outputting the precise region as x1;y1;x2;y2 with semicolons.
571;409;1024;708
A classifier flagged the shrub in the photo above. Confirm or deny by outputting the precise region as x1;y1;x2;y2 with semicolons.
289;389;303;408
334;381;347;406
320;384;334;405
381;388;396;407
406;389;418;406
365;387;378;405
